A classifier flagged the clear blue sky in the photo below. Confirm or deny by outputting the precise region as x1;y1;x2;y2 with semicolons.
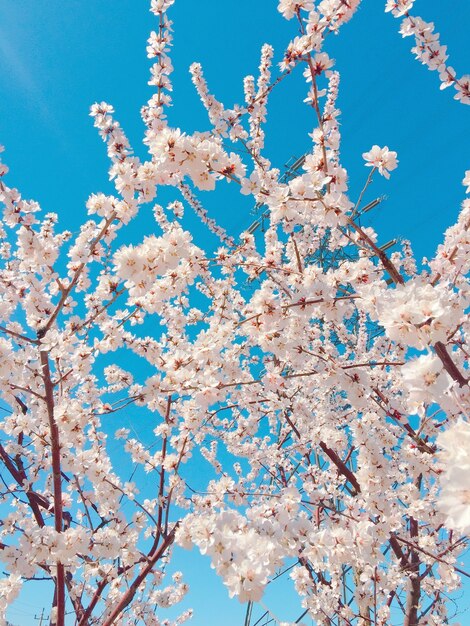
0;0;469;624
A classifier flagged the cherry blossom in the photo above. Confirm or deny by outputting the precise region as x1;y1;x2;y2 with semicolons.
278;0;314;21
362;145;398;179
438;420;470;534
0;1;469;625
387;3;470;104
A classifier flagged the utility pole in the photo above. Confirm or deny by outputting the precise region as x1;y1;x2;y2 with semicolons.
34;609;48;626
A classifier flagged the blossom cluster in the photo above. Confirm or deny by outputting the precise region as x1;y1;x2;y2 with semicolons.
177;508;286;602
0;1;469;625
387;2;470;104
437;420;470;534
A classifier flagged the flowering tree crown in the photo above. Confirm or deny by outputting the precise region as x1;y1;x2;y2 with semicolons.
0;1;469;626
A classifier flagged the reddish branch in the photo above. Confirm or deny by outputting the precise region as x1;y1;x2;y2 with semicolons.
348;217;468;388
154;396;172;547
0;324;38;344
39;348;65;626
80;397;176;625
319;441;361;495
431;217;470;286
347;218;404;285
101;524;179;626
282;411;361;495
0;431;87;622
389;535;409;570
434;341;468;387
40;213;117;336
395;535;470;579
290;233;303;273
0;442;46;527
372;386;435;454
77;579;109;626
404;517;421;626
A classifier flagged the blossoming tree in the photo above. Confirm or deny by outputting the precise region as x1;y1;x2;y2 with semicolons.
0;1;469;625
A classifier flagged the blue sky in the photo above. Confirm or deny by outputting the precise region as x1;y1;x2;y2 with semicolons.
0;0;469;258
0;0;469;624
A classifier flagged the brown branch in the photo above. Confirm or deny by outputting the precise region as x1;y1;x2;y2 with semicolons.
430;217;470;286
154;396;171;549
319;441;361;495
372;386;435;455
395;535;470;579
347;218;404;285
290;232;303;273
40;348;65;626
74;287;126;336
434;341;467;387
0;324;38;344
389;535;409;569
0;442;47;527
77;578;108;626
40;213;117;336
342;360;404;370
101;523;179;626
64;571;87;625
404;517;421;626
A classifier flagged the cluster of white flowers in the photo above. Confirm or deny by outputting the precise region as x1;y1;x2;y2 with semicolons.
0;575;22;624
362;145;398;179
278;1;314;21
178;490;304;602
437;420;470;534
148;126;246;192
0;0;469;625
387;2;470;104
179;182;235;247
375;281;463;349
401;353;450;414
278;0;360;27
178;510;284;602
0;337;13;380
247;44;274;157
113;226;203;313
190;63;247;142
144;0;175;130
429;178;470;284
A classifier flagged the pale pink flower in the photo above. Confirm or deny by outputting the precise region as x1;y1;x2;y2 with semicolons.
463;170;470;194
362;145;398;179
438;421;470;534
278;0;314;20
